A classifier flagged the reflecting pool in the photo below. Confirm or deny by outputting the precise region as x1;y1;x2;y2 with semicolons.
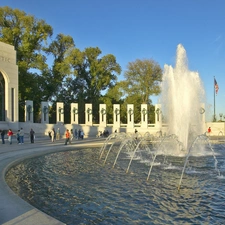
6;144;225;225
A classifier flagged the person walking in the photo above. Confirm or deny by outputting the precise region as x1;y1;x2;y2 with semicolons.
80;130;84;140
30;128;35;143
65;129;70;145
74;129;78;140
16;130;20;144
0;130;5;144
78;129;81;139
56;128;60;140
51;128;56;142
19;128;24;144
70;129;73;142
48;131;52;140
7;129;13;145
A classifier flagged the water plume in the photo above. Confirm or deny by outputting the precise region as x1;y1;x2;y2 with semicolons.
161;44;205;150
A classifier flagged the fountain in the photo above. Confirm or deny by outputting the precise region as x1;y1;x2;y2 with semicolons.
6;140;225;224
99;44;223;190
5;44;225;224
161;43;205;151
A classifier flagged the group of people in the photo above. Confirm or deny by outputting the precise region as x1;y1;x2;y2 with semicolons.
1;126;86;146
65;129;84;145
97;130;110;138
0;128;35;144
48;128;85;145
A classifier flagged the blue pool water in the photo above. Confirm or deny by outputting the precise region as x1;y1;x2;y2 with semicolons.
6;144;225;225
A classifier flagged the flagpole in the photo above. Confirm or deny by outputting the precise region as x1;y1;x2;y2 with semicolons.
214;76;216;121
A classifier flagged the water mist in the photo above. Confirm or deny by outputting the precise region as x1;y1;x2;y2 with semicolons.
161;44;205;150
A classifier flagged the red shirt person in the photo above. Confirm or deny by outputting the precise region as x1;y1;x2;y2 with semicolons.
208;127;211;135
7;129;13;144
65;129;70;145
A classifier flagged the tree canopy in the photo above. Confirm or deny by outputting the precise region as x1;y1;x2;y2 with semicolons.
123;59;162;104
103;59;163;123
0;6;162;124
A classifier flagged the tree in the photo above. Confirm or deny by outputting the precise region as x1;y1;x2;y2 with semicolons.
44;33;75;98
100;84;124;123
122;94;143;124
123;59;162;104
0;6;53;77
0;7;123;124
115;59;163;123
0;6;53;121
67;47;121;123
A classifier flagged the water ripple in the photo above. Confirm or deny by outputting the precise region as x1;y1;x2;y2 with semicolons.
5;146;225;225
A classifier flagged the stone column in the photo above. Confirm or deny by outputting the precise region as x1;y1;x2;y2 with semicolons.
113;104;120;127
71;103;79;124
57;102;64;124
155;104;162;129
85;103;92;125
41;101;49;123
127;104;134;128
25;100;33;123
200;103;206;133
141;104;148;128
99;104;107;127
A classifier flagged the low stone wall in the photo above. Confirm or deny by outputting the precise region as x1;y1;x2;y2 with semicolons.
5;122;225;138
205;122;225;136
16;122;163;138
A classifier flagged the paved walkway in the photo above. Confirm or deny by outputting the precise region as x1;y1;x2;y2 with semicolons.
0;136;106;225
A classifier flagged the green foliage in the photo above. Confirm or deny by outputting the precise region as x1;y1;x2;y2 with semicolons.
105;59;163;123
100;84;124;123
0;6;53;121
122;94;142;123
0;6;162;124
65;47;121;122
124;59;162;104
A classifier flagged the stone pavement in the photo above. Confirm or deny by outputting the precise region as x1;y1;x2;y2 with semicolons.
0;136;105;225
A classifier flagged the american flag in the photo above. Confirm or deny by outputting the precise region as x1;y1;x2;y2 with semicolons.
214;78;219;95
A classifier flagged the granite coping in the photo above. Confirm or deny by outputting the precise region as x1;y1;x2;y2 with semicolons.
0;137;105;225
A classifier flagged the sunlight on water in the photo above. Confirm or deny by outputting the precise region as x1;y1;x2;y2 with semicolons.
5;144;225;225
161;44;205;150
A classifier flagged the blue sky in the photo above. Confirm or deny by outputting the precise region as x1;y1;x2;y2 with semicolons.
1;0;225;121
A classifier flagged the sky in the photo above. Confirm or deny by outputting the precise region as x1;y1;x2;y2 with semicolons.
1;0;225;122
